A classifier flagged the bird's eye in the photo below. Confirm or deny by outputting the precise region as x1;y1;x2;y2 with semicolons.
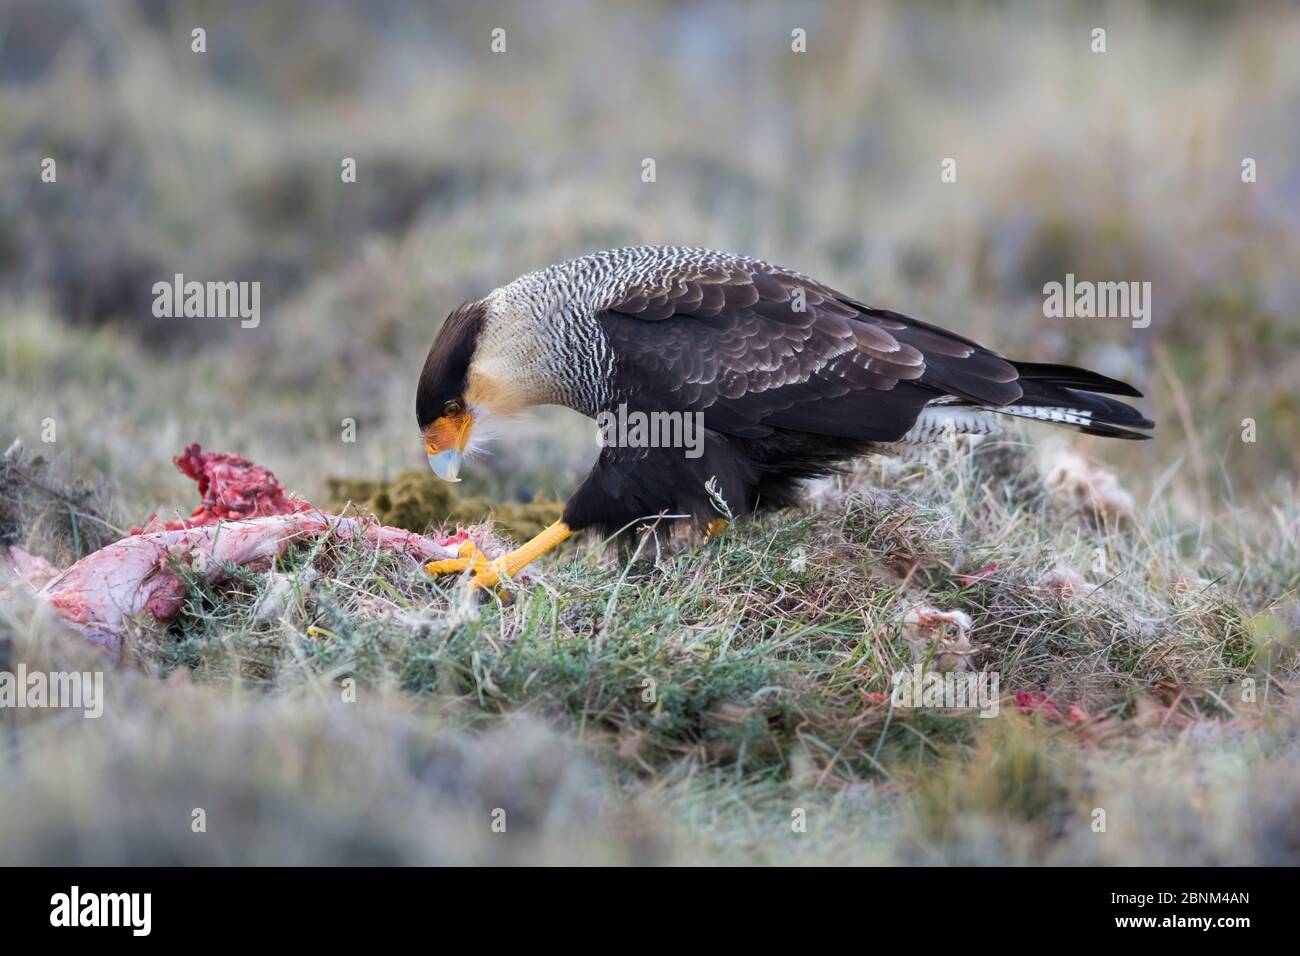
443;400;463;417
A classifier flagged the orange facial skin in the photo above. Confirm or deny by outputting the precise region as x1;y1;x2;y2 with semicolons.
422;411;473;455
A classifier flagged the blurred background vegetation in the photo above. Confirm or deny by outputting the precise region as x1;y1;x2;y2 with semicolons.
2;0;1299;868
1;0;1297;530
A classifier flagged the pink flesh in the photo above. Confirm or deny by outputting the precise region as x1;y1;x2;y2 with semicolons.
36;511;458;658
4;445;466;660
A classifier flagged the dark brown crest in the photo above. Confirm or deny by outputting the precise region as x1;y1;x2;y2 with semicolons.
416;300;488;428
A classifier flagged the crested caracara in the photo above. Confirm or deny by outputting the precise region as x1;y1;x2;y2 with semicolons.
417;246;1153;588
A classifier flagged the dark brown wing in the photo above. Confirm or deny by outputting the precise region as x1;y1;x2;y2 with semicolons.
597;260;1022;441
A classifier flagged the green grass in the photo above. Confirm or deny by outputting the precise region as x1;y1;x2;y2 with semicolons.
6;422;1295;864
3;0;1300;864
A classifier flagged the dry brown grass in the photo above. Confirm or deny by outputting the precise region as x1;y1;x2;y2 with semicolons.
2;0;1298;864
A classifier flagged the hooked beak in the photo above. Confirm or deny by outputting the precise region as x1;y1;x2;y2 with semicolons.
427;448;463;482
422;409;473;483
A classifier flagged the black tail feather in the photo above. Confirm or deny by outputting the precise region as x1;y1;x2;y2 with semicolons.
987;362;1155;440
1010;361;1145;398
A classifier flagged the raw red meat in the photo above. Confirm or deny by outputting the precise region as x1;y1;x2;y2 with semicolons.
1014;690;1090;723
957;562;999;587
133;444;309;532
2;445;474;660
37;511;456;659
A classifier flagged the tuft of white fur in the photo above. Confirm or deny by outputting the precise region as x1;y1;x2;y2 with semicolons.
1038;443;1135;522
901;605;976;672
1035;562;1089;600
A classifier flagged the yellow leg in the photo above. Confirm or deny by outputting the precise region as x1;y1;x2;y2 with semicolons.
424;539;491;576
471;520;572;590
425;522;572;591
705;517;729;542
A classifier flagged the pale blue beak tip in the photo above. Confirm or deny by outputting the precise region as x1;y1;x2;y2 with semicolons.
427;449;463;482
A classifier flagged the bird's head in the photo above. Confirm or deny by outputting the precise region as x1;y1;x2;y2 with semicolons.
416;301;490;483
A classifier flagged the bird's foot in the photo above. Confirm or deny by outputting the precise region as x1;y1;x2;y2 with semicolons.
424;541;507;591
424;521;573;592
425;539;494;584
